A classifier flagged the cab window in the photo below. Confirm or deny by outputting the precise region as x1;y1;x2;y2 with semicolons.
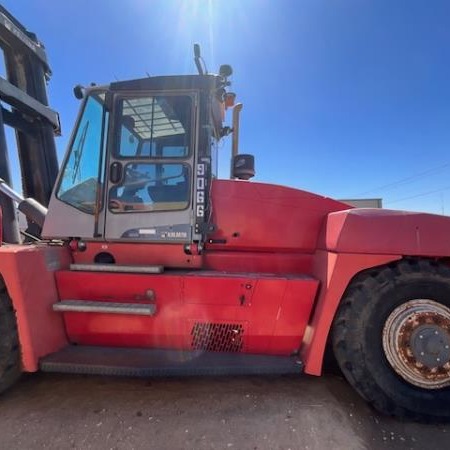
116;95;191;158
109;163;190;213
57;94;107;213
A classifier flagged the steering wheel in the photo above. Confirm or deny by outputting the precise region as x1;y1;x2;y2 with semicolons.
121;166;152;189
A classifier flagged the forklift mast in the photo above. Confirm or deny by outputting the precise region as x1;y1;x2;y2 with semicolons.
0;6;60;243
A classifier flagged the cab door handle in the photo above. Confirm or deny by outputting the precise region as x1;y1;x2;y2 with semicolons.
110;162;122;184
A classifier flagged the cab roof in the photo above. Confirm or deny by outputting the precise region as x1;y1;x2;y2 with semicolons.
110;74;220;92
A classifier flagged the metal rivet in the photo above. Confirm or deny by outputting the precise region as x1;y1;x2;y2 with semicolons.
419;335;423;339
420;352;425;356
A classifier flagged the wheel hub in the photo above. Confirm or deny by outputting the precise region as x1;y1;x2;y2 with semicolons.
410;324;450;367
383;299;450;389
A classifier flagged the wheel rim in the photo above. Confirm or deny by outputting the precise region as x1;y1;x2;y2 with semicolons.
383;299;450;389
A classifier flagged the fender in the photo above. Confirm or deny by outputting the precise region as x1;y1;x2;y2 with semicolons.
302;251;400;375
302;208;450;375
321;208;450;256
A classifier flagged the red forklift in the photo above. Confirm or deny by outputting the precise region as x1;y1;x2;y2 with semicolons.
0;7;449;422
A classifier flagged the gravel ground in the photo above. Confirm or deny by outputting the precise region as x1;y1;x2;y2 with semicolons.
0;371;448;450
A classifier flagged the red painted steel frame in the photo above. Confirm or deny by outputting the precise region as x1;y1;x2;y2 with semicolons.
5;180;450;375
0;245;71;371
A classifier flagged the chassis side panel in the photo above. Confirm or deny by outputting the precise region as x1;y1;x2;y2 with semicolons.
55;271;319;356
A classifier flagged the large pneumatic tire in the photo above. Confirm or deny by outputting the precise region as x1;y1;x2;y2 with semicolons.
332;259;450;422
0;287;21;394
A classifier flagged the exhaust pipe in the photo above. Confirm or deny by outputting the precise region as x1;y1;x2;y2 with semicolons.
230;103;243;178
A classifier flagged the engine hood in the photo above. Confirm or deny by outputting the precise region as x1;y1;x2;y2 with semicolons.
208;179;350;253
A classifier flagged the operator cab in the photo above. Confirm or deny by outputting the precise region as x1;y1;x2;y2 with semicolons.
43;73;231;246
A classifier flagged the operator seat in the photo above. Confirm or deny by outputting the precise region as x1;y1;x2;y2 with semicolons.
147;183;188;203
147;168;189;203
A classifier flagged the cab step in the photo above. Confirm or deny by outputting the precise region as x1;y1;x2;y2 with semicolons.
40;346;303;377
69;264;164;274
53;300;156;316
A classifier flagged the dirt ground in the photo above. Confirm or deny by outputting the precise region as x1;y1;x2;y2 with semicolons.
0;371;448;450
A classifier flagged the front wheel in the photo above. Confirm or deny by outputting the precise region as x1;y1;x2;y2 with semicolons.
0;287;21;394
332;259;450;422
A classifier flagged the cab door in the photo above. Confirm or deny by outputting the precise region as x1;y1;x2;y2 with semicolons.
101;92;197;242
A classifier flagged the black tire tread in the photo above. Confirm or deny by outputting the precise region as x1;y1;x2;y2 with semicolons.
0;288;21;394
332;258;450;422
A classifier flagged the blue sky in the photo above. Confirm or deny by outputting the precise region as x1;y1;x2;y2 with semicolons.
2;0;450;213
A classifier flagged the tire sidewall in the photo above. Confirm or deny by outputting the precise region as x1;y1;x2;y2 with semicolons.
0;290;21;393
361;272;450;419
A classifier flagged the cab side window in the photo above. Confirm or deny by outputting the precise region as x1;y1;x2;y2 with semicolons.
109;163;190;212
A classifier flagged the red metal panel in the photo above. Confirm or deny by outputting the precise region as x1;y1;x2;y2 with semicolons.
56;271;319;356
208;179;350;253
71;241;202;269
183;273;254;306
203;251;313;275
0;245;71;371
183;274;288;353
183;273;319;354
56;271;186;348
72;243;314;275
321;208;450;256
269;277;318;354
302;251;401;376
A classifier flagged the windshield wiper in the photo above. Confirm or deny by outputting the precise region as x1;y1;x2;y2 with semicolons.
72;120;90;183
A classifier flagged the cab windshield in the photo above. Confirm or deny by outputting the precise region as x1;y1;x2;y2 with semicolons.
57;92;107;214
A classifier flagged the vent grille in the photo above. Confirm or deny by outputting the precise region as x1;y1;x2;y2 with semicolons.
191;322;244;352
